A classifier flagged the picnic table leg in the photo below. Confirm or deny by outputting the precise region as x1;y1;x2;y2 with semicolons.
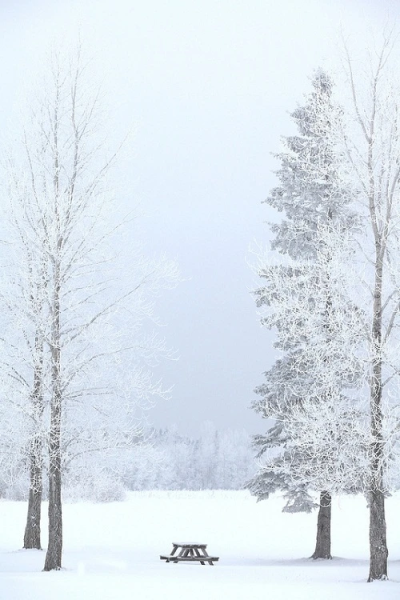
175;547;191;561
201;548;214;566
194;548;206;565
170;545;186;563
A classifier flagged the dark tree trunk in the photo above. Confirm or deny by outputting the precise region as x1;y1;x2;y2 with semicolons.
367;254;388;581
44;449;62;570
23;435;43;549
24;334;45;550
368;383;388;582
311;211;332;560
43;103;64;570
44;268;63;571
43;376;63;571
311;491;332;559
367;363;388;581
368;489;388;581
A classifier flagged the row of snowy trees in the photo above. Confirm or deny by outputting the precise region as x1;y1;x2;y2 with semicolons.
0;47;178;570
0;422;256;500
249;37;400;582
124;423;256;491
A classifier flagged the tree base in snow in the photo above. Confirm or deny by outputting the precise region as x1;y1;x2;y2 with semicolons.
367;574;388;582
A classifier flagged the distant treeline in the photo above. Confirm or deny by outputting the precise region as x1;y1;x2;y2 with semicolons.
123;422;257;492
1;421;257;502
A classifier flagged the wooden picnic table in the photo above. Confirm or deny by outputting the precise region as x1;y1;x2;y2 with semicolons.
160;542;219;565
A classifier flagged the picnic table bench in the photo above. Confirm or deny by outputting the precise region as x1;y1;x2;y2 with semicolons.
160;542;219;565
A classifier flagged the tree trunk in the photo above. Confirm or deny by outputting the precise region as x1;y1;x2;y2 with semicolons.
367;356;388;581
43;369;63;571
44;267;63;571
368;377;388;581
24;334;44;550
44;445;62;570
311;491;332;559
368;489;388;581
23;435;43;549
367;254;388;581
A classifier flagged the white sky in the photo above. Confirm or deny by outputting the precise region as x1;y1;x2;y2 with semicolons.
0;0;399;436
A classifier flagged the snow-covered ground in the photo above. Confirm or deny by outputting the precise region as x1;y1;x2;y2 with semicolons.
1;490;399;599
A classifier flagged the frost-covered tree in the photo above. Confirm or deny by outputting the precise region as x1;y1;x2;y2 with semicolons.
248;70;359;559
0;191;49;550
339;36;400;582
121;423;256;491
1;45;178;571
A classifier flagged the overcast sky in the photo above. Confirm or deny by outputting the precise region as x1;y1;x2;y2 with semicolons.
0;0;399;436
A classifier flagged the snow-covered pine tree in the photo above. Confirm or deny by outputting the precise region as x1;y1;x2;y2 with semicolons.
248;70;360;559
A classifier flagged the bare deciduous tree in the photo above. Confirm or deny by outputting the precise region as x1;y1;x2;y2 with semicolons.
3;45;178;571
340;35;400;582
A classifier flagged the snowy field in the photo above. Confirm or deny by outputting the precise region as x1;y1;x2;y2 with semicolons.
1;491;399;600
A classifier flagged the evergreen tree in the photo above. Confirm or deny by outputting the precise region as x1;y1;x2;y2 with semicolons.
248;70;360;559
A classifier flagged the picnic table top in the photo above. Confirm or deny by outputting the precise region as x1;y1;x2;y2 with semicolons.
172;542;207;548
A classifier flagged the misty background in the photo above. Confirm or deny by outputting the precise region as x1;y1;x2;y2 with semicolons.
0;0;398;436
